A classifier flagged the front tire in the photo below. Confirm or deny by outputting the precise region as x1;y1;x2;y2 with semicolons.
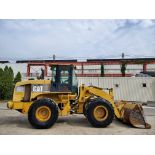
83;102;88;117
86;98;114;128
28;98;58;129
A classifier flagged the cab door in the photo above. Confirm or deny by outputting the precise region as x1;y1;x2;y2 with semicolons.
51;65;72;92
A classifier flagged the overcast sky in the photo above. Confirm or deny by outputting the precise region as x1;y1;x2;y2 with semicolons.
0;19;155;60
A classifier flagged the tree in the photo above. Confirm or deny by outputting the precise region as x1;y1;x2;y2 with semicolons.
14;72;22;84
0;68;3;99
0;66;15;100
121;62;127;77
101;64;105;77
0;66;21;100
8;66;14;80
2;66;13;99
0;68;3;77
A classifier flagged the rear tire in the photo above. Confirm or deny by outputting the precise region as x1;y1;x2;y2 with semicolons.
28;98;58;129
86;98;114;128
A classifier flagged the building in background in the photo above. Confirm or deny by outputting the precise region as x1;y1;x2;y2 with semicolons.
1;58;155;79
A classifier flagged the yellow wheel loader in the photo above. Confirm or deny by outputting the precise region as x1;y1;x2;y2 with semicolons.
7;65;151;129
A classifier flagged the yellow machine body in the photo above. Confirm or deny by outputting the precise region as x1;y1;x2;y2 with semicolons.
8;79;76;116
8;80;118;117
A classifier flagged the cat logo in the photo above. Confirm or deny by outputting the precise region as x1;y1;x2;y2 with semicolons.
32;85;43;92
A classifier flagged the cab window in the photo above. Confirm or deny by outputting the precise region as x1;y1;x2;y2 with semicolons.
16;86;25;92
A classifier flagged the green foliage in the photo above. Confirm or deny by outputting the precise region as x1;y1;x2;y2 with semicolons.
0;68;3;77
1;66;13;99
0;66;22;100
101;64;105;77
0;68;3;99
8;67;14;79
14;72;22;84
121;62;127;77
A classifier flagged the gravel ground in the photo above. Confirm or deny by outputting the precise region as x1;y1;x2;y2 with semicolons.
0;102;155;135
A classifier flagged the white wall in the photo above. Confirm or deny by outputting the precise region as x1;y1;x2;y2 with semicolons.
77;77;155;103
147;64;155;71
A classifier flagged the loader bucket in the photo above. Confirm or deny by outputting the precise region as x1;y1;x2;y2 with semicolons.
115;102;151;129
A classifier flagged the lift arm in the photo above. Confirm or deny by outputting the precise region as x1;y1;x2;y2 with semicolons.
78;84;121;119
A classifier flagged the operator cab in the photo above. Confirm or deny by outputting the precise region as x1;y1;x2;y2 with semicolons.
51;65;78;94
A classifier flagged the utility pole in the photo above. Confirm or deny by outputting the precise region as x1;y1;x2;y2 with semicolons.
122;53;125;59
53;54;56;60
